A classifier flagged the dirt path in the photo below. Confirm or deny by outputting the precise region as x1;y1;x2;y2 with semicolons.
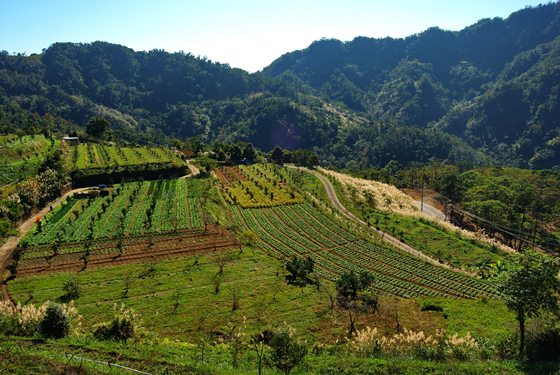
401;188;446;220
186;161;200;177
0;187;90;301
291;166;470;275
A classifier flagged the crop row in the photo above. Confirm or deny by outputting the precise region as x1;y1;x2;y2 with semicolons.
219;164;302;208
233;203;496;298
24;179;203;246
72;144;181;170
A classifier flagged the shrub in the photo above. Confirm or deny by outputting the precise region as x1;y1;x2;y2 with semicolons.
39;303;69;339
495;334;519;360
0;300;47;336
93;304;142;343
61;276;82;302
347;326;479;361
269;331;307;375
526;325;560;361
420;302;443;312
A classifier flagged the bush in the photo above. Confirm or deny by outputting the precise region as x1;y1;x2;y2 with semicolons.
420;302;443;312
526;325;560;361
495;334;519;360
39;303;69;339
93;304;142;343
269;331;307;375
61;277;82;302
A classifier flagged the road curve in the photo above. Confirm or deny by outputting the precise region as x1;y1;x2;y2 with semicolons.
290;166;470;275
413;201;446;220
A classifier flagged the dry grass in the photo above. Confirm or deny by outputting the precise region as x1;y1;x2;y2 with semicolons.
321;168;515;254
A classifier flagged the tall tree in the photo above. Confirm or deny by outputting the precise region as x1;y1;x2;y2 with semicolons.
336;270;378;335
497;251;560;357
271;146;284;165
284;256;317;293
86;116;110;140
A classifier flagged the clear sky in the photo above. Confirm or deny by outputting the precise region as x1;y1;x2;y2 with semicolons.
0;0;548;72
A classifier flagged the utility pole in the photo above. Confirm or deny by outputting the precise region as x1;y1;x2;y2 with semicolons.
420;175;425;213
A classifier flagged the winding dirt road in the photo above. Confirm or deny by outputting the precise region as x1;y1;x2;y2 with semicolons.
291;166;470;275
413;201;446;220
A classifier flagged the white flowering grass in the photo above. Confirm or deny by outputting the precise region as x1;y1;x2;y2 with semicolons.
0;300;82;336
348;326;479;360
321;168;515;254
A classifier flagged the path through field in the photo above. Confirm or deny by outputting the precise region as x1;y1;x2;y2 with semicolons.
291;166;469;275
0;188;89;300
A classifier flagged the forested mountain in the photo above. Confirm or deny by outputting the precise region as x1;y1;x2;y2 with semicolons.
265;2;560;168
1;2;560;169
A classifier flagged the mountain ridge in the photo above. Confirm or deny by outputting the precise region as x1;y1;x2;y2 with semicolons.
0;2;559;169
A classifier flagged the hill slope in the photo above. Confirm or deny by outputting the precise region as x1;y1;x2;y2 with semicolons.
1;3;560;168
264;2;560;168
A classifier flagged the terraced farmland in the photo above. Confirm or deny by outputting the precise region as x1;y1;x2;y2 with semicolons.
14;225;237;276
24;178;204;246
69;143;183;170
216;164;302;207
13;177;237;275
233;203;497;299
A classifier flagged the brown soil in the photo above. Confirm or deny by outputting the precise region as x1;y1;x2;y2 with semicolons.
13;225;239;277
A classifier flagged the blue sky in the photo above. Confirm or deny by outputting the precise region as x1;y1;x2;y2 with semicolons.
0;0;547;72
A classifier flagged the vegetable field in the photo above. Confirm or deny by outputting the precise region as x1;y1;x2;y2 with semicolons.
24;178;204;246
69;143;183;170
233;203;497;299
13;177;238;275
216;164;302;208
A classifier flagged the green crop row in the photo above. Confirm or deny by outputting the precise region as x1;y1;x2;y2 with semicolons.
234;203;497;299
71;143;182;170
23;178;203;248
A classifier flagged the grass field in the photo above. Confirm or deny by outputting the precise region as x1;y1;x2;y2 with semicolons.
2;336;541;375
8;247;515;342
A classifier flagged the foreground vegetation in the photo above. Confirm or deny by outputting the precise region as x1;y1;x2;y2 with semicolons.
2;156;559;373
2;336;547;375
4;249;560;374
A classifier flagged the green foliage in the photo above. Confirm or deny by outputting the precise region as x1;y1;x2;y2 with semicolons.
271;146;284;165
336;271;378;335
39;303;69;339
93;304;141;343
61;277;82;302
285;256;316;289
336;271;374;301
269;331;307;375
497;250;560;356
85;116;110;140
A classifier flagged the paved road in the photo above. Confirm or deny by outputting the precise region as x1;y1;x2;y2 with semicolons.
413;201;446;220
291;166;470;275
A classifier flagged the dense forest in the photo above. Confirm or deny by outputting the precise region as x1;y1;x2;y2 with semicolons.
1;2;560;169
